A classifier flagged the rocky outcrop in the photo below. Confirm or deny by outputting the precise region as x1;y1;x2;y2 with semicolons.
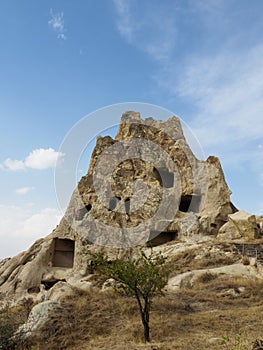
217;210;261;240
65;111;235;246
0;111;238;302
167;263;261;292
256;215;263;235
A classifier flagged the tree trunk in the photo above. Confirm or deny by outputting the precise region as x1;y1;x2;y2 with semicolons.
142;297;150;342
134;290;151;342
142;316;150;342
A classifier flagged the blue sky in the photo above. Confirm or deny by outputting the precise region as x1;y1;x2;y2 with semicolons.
0;0;263;259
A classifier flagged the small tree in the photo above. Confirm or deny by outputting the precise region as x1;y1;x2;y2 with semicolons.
89;248;169;343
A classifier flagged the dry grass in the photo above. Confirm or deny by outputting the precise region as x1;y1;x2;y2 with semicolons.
17;274;263;350
167;243;240;278
242;255;250;265
0;299;33;349
5;242;263;350
195;271;218;284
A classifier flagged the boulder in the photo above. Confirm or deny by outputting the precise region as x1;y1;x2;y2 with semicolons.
14;301;63;340
67;276;93;293
45;281;75;302
101;278;117;292
218;210;260;240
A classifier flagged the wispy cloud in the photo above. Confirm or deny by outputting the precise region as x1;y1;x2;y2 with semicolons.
15;187;35;195
112;1;263;213
113;0;135;43
0;205;63;239
113;0;177;62
1;148;65;171
2;159;25;171
173;49;263;178
48;9;67;40
172;44;263;146
112;0;263;161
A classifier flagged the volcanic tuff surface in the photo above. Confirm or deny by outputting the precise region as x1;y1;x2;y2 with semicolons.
0;111;262;303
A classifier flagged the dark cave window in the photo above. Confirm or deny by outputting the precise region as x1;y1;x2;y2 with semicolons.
154;167;174;188
76;204;92;220
86;204;92;211
125;198;130;215
52;238;75;268
41;279;66;290
109;198;117;211
179;195;201;213
147;231;178;247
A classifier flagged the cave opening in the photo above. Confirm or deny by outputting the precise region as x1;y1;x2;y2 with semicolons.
125;198;130;215
147;231;178;247
41;279;66;290
52;238;75;268
76;204;92;220
179;194;201;213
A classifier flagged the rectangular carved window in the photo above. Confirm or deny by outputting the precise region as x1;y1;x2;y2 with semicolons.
52;238;75;268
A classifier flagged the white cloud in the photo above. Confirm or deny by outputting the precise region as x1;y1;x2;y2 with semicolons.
15;187;35;195
48;9;67;40
3;158;26;171
1;148;65;172
24;148;64;170
0;205;63;259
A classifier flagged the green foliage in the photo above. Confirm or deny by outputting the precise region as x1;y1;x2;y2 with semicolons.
221;328;250;350
90;249;168;296
89;248;170;342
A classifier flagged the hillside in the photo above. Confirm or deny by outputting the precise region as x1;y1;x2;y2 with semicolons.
1;111;263;349
2;240;263;349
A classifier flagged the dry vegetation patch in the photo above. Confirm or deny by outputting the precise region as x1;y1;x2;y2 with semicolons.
167;243;240;277
9;275;263;350
2;243;262;349
0;299;33;349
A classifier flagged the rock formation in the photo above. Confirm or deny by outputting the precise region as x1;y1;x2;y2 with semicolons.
0;111;261;303
218;210;261;240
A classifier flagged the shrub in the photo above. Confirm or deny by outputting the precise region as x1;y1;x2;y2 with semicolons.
242;256;250;266
196;272;217;284
221;328;250;350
